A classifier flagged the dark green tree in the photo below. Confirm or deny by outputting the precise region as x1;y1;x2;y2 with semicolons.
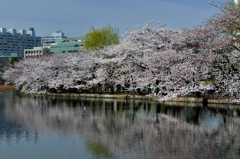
10;57;22;66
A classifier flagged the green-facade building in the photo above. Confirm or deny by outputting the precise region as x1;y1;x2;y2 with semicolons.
50;37;83;55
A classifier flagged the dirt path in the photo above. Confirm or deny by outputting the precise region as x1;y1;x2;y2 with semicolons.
0;85;16;91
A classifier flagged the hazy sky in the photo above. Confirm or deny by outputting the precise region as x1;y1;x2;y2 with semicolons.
0;0;228;37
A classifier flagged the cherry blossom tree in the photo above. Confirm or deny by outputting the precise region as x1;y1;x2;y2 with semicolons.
3;2;240;101
3;54;97;94
208;0;240;50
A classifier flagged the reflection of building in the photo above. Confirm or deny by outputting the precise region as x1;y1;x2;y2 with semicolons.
24;47;50;58
50;37;83;55
0;27;41;58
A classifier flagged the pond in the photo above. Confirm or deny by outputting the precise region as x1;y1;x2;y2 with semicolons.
0;89;240;159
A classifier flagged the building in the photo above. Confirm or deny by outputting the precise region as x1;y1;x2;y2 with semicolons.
0;27;41;58
50;37;83;55
41;30;66;48
0;53;18;69
24;47;50;58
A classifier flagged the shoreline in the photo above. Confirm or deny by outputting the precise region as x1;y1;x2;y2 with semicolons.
0;85;16;91
2;86;240;107
33;92;240;106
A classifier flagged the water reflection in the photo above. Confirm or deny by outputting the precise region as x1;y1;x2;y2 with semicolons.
0;90;38;146
1;90;240;159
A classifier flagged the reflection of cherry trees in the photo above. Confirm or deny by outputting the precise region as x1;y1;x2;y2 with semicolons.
4;97;240;159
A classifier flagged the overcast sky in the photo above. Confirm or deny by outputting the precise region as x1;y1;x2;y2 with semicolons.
0;0;228;37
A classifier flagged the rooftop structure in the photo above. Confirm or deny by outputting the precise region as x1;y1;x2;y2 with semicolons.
41;30;66;48
0;27;41;58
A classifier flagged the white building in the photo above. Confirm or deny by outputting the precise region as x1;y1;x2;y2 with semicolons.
41;30;66;48
24;47;50;58
0;27;41;58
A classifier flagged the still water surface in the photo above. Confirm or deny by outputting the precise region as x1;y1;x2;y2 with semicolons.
1;89;240;159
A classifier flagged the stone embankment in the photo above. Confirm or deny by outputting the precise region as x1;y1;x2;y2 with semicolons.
34;92;240;106
36;92;153;100
2;86;240;108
